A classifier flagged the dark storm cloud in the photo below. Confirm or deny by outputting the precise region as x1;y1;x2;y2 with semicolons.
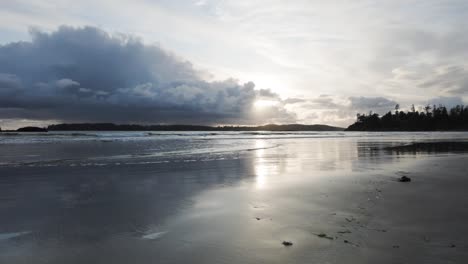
0;26;293;124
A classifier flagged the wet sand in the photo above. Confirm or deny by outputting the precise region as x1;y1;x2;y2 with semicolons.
363;155;468;263
1;135;468;263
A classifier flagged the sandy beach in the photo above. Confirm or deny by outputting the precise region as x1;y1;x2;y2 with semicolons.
1;132;467;263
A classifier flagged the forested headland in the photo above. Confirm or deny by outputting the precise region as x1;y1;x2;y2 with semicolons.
346;104;468;131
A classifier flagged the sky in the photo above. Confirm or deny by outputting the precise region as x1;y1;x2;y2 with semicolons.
1;0;468;129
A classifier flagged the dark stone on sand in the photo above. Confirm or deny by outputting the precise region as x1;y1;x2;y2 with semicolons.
344;240;349;243
317;233;334;240
450;244;456;248
398;176;411;182
337;230;352;234
255;217;261;220
282;241;293;246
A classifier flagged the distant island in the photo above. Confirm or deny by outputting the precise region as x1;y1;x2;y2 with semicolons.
16;126;48;132
346;104;468;131
1;123;344;132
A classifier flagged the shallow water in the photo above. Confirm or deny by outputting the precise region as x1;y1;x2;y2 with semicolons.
1;131;467;263
1;131;467;166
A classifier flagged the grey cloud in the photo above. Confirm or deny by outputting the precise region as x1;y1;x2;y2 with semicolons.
297;96;339;110
55;78;80;89
291;95;400;127
0;26;295;124
350;96;396;115
349;96;398;111
382;63;468;98
372;28;468;99
283;98;306;104
256;88;279;98
374;29;468;69
0;73;21;89
309;96;339;109
295;95;398;112
0;73;23;106
427;96;464;108
418;65;468;94
302;96;397;125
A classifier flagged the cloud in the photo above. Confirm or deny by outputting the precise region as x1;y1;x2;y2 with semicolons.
285;95;400;127
0;73;23;107
348;96;398;111
55;78;80;89
256;88;279;99
0;26;295;125
427;96;464;108
292;95;398;118
0;73;21;89
372;27;468;103
307;95;340;109
283;98;306;105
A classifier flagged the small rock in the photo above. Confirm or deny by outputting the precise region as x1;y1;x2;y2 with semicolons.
337;230;352;234
450;244;456;248
398;176;411;182
317;233;334;240
393;245;400;248
282;241;293;246
370;228;387;233
255;217;261;220
344;240;349;243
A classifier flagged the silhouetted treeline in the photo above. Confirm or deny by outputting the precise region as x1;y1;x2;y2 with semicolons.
0;126;48;132
46;123;343;131
346;104;468;131
16;126;48;132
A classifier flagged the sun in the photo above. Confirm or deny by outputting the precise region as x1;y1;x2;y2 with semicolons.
254;100;280;109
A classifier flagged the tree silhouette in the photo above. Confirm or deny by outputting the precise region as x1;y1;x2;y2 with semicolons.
346;104;468;131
